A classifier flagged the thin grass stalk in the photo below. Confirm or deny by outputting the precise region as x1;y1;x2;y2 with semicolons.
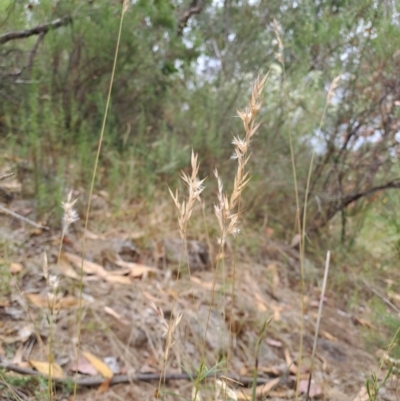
0;374;22;401
288;126;305;401
72;2;129;399
46;278;58;401
294;75;341;399
270;26;307;399
306;251;330;401
165;151;205;399
210;74;268;377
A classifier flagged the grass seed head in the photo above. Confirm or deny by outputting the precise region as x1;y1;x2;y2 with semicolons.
169;151;206;239
61;191;79;234
214;73;268;249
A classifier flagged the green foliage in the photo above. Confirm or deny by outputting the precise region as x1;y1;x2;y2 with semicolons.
366;367;393;401
0;0;400;246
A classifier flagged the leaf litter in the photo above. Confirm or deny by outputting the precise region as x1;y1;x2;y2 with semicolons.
0;213;398;401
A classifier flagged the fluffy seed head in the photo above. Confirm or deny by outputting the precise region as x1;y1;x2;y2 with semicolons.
61;191;79;234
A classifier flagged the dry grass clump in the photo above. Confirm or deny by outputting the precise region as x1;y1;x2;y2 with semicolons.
159;73;269;401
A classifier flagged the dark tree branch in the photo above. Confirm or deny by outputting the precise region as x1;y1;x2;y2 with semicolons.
309;178;400;233
340;179;400;206
0;361;280;388
178;0;205;35
0;16;72;45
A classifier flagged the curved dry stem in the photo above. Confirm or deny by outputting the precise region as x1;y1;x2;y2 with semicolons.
72;2;129;400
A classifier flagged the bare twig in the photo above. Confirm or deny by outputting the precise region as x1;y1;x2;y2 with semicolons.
0;204;49;230
0;16;72;45
0;361;279;388
362;279;400;315
0;172;14;181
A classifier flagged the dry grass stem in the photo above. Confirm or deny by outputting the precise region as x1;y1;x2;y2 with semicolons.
43;251;49;281
150;301;183;364
306;251;331;401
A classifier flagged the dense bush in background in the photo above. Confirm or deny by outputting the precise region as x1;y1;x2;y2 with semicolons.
1;0;400;247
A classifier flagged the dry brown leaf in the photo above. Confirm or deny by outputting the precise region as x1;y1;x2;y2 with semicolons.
389;292;400;305
29;360;64;378
237;378;280;400
190;276;220;290
259;365;283;376
1;180;21;191
17;324;34;342
269;389;295;398
253;291;268;312
267;264;280;288
55;255;80;279
83;351;113;379
239;366;248;376
105;275;132;285
9;263;23;274
64;252;107;278
321;330;338;342
284;348;297;374
264;227;274;238
352;316;373;329
115;259;158;277
270;303;282;321
106;268;131;276
26;293;51;308
84;229;105;240
0;298;9;307
352;386;369;401
69;355;98;376
104;306;129;325
11;345;23;364
96;378;112;394
298;379;322;398
128;231;145;240
290;233;301;248
265;338;282;348
65;252;147;283
27;293;82;309
142;291;161;303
